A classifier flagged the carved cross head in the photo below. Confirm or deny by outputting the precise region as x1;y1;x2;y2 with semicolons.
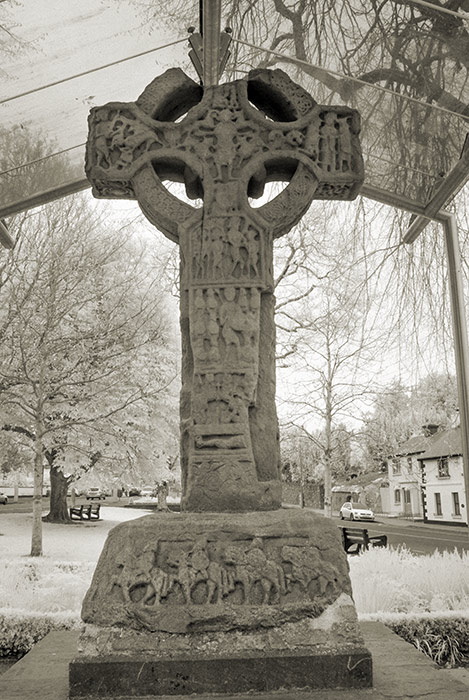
86;67;364;243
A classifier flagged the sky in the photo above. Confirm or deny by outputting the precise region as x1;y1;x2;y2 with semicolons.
1;0;191;177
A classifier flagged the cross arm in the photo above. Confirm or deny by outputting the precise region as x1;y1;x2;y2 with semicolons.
85;68;204;241
238;70;364;235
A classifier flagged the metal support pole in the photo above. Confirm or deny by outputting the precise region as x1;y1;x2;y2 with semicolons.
202;0;222;87
440;210;469;521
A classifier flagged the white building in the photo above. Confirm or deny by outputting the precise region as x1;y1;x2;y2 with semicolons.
387;434;432;519
418;427;468;527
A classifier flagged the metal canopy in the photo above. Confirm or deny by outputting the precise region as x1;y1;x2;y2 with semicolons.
1;0;468;220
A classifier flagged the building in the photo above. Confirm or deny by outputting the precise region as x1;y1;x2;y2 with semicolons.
386;432;438;519
418;427;468;526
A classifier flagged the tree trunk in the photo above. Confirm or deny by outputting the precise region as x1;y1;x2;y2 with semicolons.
323;355;333;518
43;465;71;523
31;420;44;556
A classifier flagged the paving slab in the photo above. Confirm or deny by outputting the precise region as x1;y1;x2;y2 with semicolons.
0;621;467;700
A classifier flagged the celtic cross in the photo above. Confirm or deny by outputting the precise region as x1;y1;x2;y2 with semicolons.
86;67;364;512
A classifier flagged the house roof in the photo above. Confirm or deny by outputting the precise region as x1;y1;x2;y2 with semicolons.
393;433;438;457
418;427;462;460
332;472;386;492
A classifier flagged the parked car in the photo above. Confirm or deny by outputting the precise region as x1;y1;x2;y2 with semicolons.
340;501;375;522
0;492;8;505
86;487;105;500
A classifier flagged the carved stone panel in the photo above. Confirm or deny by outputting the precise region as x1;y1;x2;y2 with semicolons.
81;509;352;634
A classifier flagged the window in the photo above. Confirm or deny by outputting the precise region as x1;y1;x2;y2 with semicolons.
407;456;413;470
404;489;411;504
437;457;449;478
391;459;401;475
394;489;401;504
434;492;442;516
452;492;461;516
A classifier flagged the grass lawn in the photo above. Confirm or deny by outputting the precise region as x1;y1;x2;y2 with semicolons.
0;504;151;562
0;506;468;676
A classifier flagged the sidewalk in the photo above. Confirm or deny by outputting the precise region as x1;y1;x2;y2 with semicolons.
1;622;467;699
367;513;468;533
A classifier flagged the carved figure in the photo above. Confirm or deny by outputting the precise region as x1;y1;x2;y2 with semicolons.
223;539;286;604
338;116;353;172
111;550;174;606
86;67;363;512
281;545;339;598
319;112;338;172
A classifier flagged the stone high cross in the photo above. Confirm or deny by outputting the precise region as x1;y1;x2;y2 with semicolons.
86;68;364;512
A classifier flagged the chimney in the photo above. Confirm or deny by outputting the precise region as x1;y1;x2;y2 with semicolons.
422;423;439;436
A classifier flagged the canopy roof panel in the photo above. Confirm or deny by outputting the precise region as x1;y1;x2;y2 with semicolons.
1;0;468;220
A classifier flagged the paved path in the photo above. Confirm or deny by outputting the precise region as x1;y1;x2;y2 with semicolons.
0;622;467;699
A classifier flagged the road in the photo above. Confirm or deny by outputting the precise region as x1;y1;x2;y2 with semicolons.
333;514;469;555
1;499;468;555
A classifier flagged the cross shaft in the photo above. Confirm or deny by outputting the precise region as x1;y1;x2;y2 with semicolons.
85;68;364;511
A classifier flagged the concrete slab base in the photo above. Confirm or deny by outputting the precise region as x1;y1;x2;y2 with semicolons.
69;647;371;696
0;622;468;700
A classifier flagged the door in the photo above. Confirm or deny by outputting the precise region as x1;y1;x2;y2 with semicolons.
403;488;412;516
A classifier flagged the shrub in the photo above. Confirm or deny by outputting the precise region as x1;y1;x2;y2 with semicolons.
349;546;469;614
0;608;80;657
0;559;94;614
361;612;469;668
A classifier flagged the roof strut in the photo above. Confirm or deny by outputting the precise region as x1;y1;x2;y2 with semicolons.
188;0;231;86
403;134;469;243
0;219;14;249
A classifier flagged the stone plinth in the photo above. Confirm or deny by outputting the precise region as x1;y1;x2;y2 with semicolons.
69;509;372;696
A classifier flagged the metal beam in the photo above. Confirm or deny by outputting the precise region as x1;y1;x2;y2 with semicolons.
403;135;469;244
359;183;439;218
0;219;14;249
202;0;222;87
0;179;90;219
439;211;469;523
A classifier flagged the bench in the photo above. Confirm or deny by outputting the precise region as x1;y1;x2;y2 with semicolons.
339;526;387;555
88;503;101;520
69;504;101;521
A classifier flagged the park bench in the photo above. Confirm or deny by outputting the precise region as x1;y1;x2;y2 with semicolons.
88;503;101;520
339;526;387;555
69;504;101;521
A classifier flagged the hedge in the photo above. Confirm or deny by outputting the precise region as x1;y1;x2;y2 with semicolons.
0;608;80;658
362;611;469;668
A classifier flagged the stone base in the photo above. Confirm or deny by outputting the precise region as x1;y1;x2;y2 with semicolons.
69;647;372;697
71;509;372;695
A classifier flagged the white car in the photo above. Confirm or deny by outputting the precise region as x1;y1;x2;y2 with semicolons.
340;501;375;522
86;487;105;500
140;486;156;498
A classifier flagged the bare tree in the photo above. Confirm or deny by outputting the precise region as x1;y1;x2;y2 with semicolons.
0;195;178;553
